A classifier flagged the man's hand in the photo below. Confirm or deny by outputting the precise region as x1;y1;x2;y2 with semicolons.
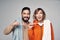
12;20;20;27
3;20;20;35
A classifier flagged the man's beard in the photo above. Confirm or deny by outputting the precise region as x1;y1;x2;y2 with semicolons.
22;17;30;22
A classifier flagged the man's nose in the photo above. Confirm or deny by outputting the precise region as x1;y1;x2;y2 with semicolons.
25;14;29;16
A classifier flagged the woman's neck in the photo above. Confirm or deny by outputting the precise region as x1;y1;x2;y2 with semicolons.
38;20;44;23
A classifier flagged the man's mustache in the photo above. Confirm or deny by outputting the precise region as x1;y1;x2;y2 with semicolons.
23;17;29;19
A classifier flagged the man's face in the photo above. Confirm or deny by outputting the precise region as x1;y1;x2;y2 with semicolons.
22;10;30;22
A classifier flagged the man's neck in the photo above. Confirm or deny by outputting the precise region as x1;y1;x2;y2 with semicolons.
22;21;29;29
22;21;29;24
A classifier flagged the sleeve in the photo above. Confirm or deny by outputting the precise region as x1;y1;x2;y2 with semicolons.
50;23;54;40
28;27;34;40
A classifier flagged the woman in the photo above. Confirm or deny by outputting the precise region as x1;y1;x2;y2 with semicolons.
28;8;54;40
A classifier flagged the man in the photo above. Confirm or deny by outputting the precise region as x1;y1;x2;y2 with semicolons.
28;8;54;40
4;7;31;40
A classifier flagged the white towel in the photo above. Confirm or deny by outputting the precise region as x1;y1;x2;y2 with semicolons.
38;20;51;40
43;20;51;40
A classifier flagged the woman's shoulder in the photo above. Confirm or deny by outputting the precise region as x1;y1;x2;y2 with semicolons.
44;19;51;22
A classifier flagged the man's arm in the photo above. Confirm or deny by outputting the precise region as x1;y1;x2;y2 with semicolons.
3;20;19;35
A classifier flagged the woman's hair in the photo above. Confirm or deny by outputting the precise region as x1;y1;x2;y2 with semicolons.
33;8;46;21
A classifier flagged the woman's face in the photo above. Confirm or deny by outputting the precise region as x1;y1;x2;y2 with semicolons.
35;10;43;22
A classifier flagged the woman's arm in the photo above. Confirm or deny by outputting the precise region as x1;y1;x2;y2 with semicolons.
50;23;54;40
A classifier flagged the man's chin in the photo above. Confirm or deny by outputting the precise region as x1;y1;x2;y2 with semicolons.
23;19;29;22
23;20;28;22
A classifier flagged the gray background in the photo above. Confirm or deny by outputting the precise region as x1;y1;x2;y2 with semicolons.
0;0;60;40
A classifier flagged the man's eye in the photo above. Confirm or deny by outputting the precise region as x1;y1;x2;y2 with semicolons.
23;13;26;14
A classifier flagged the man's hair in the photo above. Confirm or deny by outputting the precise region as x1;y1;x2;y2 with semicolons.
33;8;46;20
21;7;30;14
